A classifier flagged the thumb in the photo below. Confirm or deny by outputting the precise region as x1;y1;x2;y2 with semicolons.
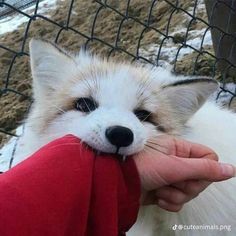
134;154;236;190
160;157;235;183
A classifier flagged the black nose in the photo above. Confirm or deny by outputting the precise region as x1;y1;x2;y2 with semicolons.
105;126;134;148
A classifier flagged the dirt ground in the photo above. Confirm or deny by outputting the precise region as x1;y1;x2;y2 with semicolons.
0;0;235;145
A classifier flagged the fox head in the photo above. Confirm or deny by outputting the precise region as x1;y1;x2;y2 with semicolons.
28;39;218;156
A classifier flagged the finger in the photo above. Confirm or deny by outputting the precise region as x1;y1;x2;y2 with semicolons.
155;186;191;205
171;181;187;190
151;157;236;185
157;199;183;212
173;180;210;195
133;147;235;190
144;181;211;206
181;159;236;181
152;135;219;161
173;137;219;161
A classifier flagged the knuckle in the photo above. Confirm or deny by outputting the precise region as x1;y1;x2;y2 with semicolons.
170;192;186;204
188;184;201;196
189;187;200;197
210;151;219;161
165;188;189;204
171;205;183;212
203;158;215;174
185;181;209;197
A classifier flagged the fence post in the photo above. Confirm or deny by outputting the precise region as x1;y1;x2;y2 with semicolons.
205;0;236;77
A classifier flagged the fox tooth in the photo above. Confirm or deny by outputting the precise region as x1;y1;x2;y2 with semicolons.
122;155;126;162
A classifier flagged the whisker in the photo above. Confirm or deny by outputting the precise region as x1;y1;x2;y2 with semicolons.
146;142;169;154
140;111;152;123
24;118;72;130
144;144;168;155
24;113;56;121
50;104;66;114
146;140;168;150
145;144;162;153
82;97;91;112
80;77;94;94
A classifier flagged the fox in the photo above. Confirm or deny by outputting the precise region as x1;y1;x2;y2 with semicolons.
14;38;236;236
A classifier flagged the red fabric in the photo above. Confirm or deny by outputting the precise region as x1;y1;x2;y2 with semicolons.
0;135;140;236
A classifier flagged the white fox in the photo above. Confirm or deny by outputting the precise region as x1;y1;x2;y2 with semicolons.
14;39;236;236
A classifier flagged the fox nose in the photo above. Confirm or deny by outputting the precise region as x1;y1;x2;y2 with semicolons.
105;126;134;148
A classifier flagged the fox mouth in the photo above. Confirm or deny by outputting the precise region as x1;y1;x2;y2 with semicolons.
95;149;128;162
83;143;129;162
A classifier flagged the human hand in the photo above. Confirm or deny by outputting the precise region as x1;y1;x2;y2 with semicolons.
133;135;236;212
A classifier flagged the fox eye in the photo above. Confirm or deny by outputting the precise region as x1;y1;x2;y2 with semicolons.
74;97;98;113
134;109;152;122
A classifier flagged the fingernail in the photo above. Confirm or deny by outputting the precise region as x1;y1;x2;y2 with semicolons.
220;163;236;177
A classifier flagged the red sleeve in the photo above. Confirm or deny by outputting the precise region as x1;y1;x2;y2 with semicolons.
0;135;140;236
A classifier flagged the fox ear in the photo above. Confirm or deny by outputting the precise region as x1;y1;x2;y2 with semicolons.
158;78;219;125
29;38;77;98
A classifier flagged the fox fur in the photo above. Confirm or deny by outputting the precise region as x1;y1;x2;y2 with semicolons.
14;39;236;236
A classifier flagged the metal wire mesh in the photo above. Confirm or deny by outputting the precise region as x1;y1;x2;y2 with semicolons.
0;0;236;142
0;0;44;19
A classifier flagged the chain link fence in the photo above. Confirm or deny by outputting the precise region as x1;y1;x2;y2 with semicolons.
0;0;236;145
0;0;44;19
